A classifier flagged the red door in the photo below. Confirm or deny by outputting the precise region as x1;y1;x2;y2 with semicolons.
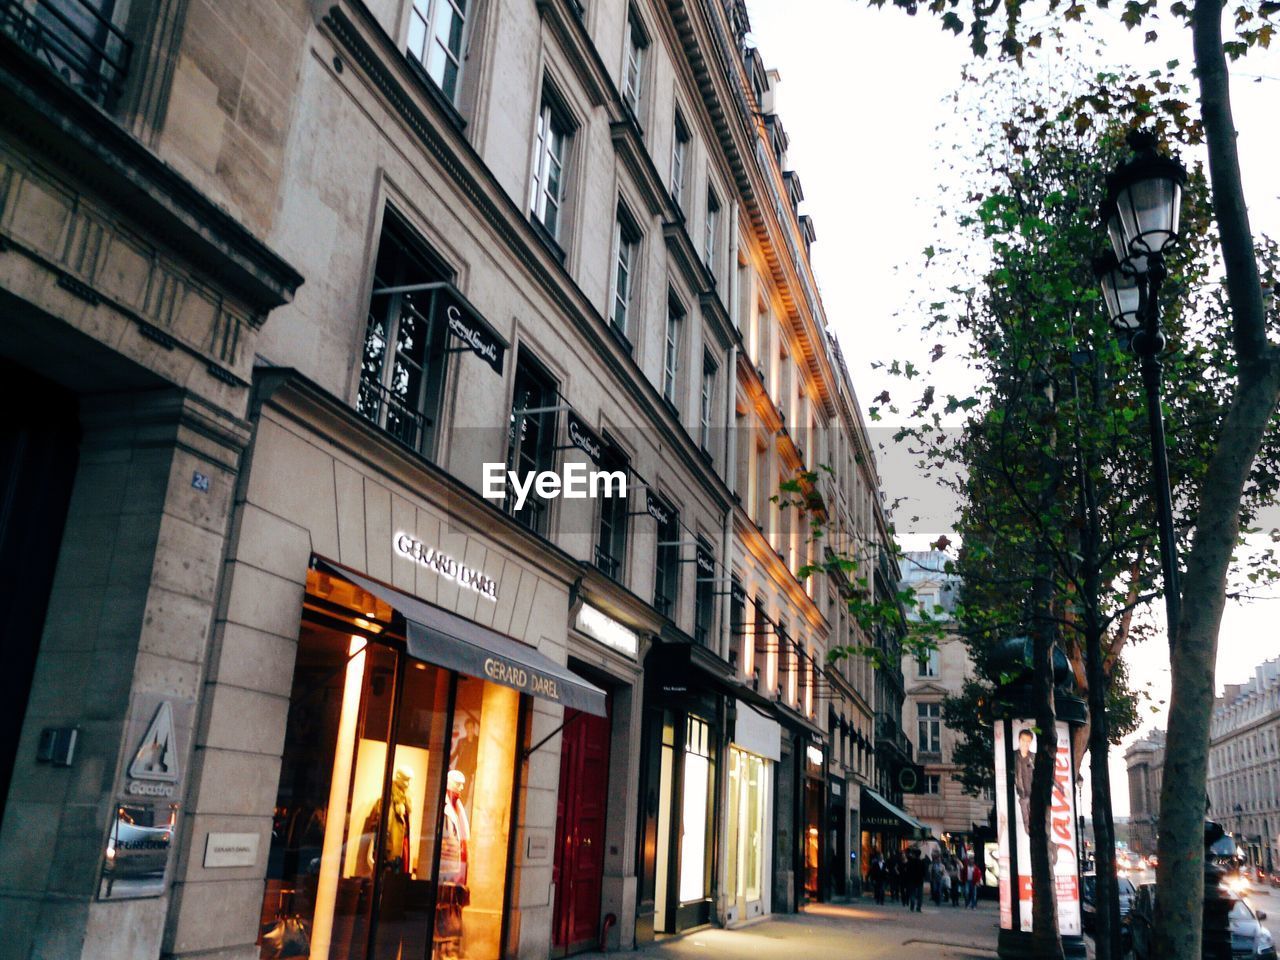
552;702;612;954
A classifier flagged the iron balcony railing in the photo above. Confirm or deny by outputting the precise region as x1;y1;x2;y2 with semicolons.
1;0;132;110
357;376;431;455
593;546;621;581
875;712;914;760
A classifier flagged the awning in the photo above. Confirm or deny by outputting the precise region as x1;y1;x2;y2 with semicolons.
315;558;606;716
860;785;930;838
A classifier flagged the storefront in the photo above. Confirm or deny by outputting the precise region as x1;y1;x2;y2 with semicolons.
144;371;606;960
801;741;825;904
859;785;928;872
724;701;780;925
637;639;730;938
826;776;847;900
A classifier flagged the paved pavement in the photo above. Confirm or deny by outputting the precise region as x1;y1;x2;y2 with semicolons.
574;898;1001;960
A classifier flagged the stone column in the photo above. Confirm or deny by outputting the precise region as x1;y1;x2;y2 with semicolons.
0;388;248;960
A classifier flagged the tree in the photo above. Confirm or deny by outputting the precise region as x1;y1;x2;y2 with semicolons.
862;56;1279;957
856;0;1280;951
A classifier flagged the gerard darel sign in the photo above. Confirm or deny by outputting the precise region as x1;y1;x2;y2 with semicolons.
394;533;498;601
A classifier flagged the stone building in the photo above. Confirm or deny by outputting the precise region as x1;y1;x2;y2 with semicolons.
1124;729;1166;857
898;550;990;854
1208;657;1280;873
0;1;897;958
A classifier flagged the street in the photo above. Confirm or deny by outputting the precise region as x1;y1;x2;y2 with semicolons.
575;900;1001;960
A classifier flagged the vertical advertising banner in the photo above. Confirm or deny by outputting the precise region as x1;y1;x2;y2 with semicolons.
993;721;1012;929
1006;720;1082;936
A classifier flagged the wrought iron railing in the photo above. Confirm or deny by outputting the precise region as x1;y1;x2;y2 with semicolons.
1;0;132;110
593;546;620;580
653;589;673;618
357;377;430;455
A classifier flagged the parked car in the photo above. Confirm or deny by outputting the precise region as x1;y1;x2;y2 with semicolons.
1129;881;1275;960
1083;872;1137;945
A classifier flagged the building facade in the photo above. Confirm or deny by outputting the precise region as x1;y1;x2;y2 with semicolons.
0;1;900;958
1208;657;1280;873
1124;729;1166;857
899;550;990;854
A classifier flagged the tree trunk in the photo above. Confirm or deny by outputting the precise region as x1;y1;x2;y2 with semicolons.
1152;3;1280;960
1030;549;1065;960
1086;624;1121;960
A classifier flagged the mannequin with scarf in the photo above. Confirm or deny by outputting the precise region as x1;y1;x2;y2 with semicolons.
364;768;413;875
434;769;470;958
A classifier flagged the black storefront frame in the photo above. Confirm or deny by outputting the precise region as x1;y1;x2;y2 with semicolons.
273;600;531;959
637;645;726;937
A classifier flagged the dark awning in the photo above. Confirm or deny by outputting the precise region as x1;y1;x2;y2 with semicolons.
861;785;929;838
315;558;606;716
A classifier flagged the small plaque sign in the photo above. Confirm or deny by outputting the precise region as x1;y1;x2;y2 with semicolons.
526;833;550;861
203;832;260;869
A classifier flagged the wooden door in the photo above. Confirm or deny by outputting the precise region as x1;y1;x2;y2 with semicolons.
552;703;612;954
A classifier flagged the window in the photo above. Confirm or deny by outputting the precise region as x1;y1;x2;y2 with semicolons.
506;351;559;534
653;498;680;617
753;597;772;690
917;702;941;755
917;647;940;678
663;297;683;406
14;0;130;109
595;443;629;580
358;212;451;458
407;0;468;103
699;353;717;452
622;8;648;121
704;188;720;272
671;113;690;210
610;206;640;339
530;92;573;243
924;774;941;796
694;539;716;646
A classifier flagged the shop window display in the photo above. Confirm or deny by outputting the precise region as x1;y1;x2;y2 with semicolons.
259;570;520;960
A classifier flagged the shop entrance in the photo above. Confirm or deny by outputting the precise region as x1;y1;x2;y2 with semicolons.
803;776;823;902
552;703;612;955
0;361;79;825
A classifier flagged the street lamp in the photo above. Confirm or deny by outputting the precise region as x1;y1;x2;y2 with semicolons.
1094;130;1188;651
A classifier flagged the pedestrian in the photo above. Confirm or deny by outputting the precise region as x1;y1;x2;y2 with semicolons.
869;850;886;905
948;858;961;907
929;855;944;906
905;850;926;912
965;859;980;909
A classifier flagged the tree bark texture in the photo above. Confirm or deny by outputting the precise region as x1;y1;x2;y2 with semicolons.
1153;4;1280;960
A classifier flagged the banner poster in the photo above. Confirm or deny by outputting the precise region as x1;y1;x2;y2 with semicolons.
994;721;1012;929
1008;719;1082;937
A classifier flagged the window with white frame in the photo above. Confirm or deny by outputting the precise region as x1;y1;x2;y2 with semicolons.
622;8;648;121
704;187;720;272
407;0;468;103
671;112;690;210
918;701;942;755
917;647;940;677
610;205;640;338
924;774;941;796
700;352;716;451
529;90;573;243
663;296;683;405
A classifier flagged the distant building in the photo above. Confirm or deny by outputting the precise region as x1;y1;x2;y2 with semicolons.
899;550;991;853
1208;657;1280;872
1125;730;1167;856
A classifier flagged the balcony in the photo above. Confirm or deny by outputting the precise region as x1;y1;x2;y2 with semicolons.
875;712;914;761
1;0;131;110
593;546;621;581
357;377;432;456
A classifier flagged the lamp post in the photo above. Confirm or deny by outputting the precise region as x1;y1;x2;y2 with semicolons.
1093;130;1188;652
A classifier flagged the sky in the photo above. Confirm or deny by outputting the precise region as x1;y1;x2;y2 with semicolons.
742;0;1280;815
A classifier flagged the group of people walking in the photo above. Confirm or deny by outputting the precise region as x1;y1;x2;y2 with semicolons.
865;848;981;911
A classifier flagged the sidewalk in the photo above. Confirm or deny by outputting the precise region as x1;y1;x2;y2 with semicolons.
573;898;1001;960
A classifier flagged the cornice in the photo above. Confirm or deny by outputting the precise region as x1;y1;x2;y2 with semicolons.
611;118;671;217
536;0;614;107
0;33;302;317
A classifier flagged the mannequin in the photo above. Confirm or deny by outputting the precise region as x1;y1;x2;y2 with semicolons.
364;768;413;875
434;769;470;959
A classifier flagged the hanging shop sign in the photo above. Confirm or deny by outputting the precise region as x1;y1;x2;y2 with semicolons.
394;532;498;601
696;546;715;579
731;581;747;606
439;285;505;374
566;410;607;466
575;603;639;658
645;490;671;525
